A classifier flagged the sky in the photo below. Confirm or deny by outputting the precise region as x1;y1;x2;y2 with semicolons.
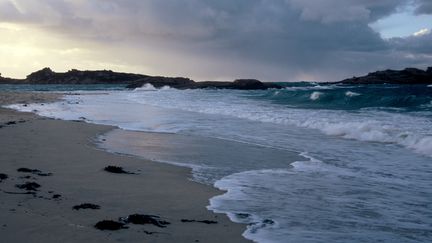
0;0;431;82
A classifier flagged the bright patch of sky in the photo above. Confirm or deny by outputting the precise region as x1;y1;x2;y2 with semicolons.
370;5;432;39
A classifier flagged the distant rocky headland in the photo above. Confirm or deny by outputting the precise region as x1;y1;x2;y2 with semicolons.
336;66;432;85
1;66;431;88
0;67;281;90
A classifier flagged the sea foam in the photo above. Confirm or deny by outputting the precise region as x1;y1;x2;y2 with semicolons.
310;91;323;100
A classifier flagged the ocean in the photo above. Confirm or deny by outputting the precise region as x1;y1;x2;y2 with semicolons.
5;83;432;242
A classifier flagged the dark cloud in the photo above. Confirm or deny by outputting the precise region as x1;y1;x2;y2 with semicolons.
0;0;431;81
415;0;432;14
389;32;432;54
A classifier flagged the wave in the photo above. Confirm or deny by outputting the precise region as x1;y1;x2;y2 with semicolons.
134;83;158;91
133;83;173;91
209;168;292;243
122;89;432;157
6;85;432;158
345;91;360;97
261;84;432;111
309;91;323;100
302;119;432;157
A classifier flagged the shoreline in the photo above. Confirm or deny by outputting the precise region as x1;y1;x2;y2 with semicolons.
0;92;250;242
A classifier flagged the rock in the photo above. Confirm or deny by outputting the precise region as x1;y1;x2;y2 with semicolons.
337;66;432;84
232;79;273;90
73;203;101;210
124;214;170;228
25;68;147;85
127;79;282;90
52;194;62;199
103;166;133;174
94;220;127;231
0;67;283;90
193;79;282;90
126;76;195;89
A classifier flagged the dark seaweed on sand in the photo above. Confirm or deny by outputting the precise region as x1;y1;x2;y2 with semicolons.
16;182;41;191
181;219;218;224
73;203;100;210
0;173;8;182
124;214;170;228
104;166;133;174
94;220;127;231
17;168;52;176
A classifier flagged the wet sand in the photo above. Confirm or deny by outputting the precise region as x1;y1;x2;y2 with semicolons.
0;92;249;243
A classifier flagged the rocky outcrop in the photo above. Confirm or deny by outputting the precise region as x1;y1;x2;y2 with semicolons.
337;67;432;84
0;72;21;84
126;78;282;90
126;76;195;89
25;68;148;84
0;68;282;90
192;79;282;90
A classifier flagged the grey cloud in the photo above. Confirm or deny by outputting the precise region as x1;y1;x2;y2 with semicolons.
0;0;430;81
415;0;432;14
389;32;432;54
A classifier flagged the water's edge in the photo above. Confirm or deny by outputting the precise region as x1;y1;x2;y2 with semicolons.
4;102;266;242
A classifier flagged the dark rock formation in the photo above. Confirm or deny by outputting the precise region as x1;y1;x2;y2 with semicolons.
126;76;195;89
192;79;282;90
337;67;432;84
126;78;282;90
25;68;147;84
0;67;282;90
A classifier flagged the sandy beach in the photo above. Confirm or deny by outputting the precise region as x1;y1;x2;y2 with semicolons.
0;92;249;243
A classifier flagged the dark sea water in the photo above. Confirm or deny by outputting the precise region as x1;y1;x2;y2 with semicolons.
4;83;432;242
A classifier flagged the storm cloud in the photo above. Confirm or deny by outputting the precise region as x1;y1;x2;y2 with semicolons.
0;0;431;81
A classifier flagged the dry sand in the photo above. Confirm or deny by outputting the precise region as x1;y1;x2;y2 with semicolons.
0;92;250;243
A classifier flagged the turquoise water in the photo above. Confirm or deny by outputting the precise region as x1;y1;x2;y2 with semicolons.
5;83;432;242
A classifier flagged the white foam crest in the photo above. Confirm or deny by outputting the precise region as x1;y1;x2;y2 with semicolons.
6;89;432;158
124;90;432;157
299;119;432;157
133;83;157;91
404;136;432;156
209;169;292;243
291;152;326;172
160;85;172;90
283;84;339;91
310;91;323;100
345;91;360;97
